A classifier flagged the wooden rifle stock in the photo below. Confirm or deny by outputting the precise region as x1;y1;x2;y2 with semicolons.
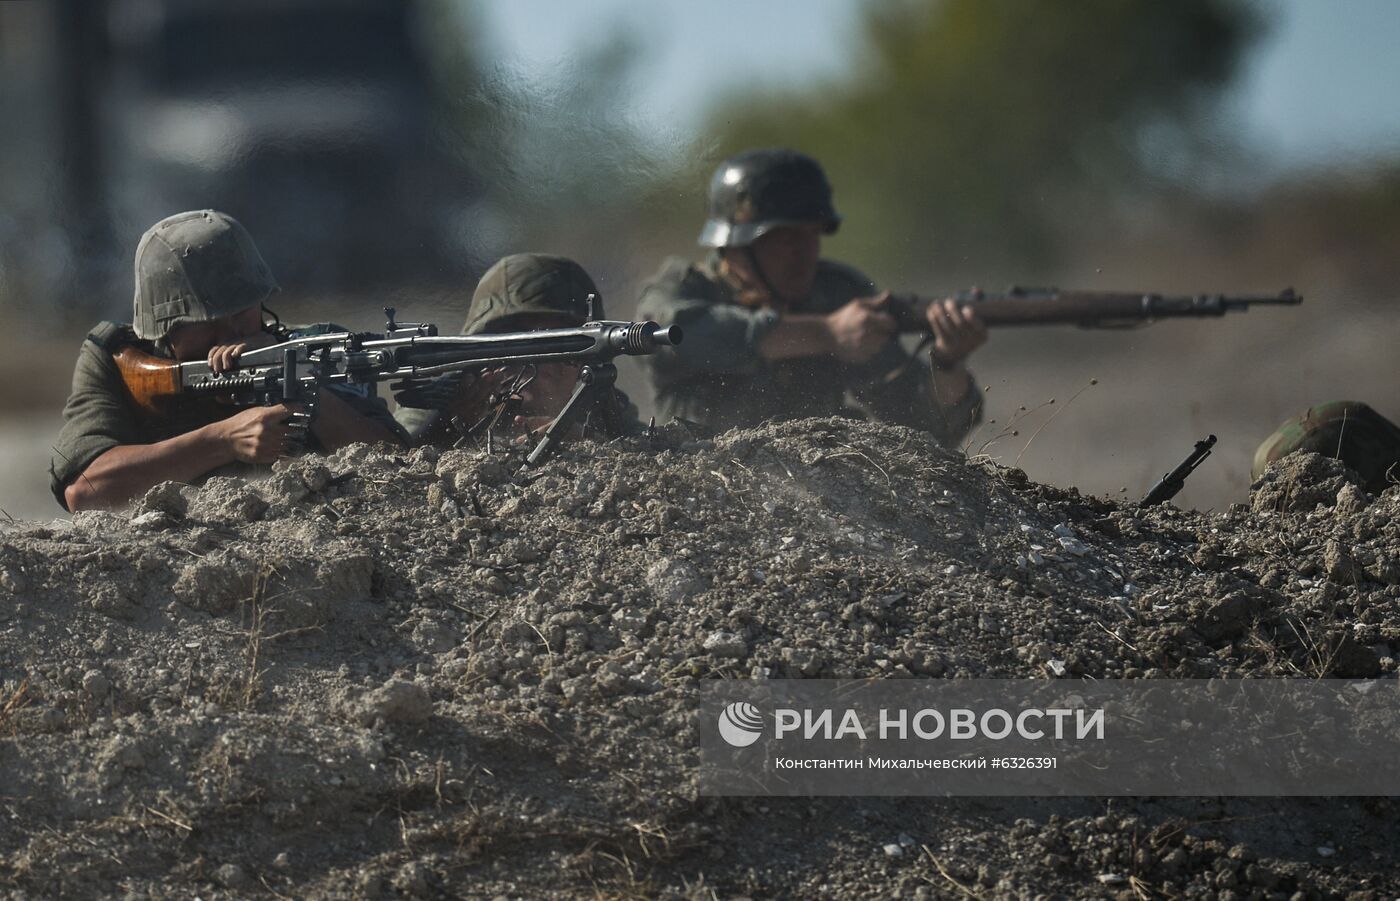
112;345;182;415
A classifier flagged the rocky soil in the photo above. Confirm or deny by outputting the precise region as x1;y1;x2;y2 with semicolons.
2;417;1400;899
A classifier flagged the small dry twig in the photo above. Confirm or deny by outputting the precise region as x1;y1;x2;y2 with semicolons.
143;804;193;834
920;845;985;900
0;680;33;735
1015;378;1098;467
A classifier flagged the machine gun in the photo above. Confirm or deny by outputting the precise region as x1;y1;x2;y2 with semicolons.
883;287;1301;333
113;308;681;466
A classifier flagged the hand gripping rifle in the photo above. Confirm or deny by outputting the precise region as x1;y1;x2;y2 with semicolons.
883;287;1301;333
113;307;682;466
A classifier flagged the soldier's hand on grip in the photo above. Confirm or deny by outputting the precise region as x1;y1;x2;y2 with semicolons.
826;293;896;364
926;298;987;368
219;403;301;464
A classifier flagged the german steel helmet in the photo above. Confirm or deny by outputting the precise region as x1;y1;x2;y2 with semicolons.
462;253;600;336
1253;401;1400;493
132;210;279;340
698;148;842;248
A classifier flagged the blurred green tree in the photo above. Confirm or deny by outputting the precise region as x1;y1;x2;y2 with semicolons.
708;0;1263;280
421;2;678;272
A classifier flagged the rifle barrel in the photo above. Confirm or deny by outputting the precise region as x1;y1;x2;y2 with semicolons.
887;288;1301;332
1141;434;1217;506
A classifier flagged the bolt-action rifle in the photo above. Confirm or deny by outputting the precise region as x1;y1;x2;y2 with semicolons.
112;307;682;466
883;287;1301;333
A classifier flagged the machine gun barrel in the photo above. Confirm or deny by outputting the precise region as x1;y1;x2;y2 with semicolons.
113;313;683;465
171;319;681;399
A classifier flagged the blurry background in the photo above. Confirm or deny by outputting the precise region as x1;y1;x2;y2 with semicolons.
3;0;1399;519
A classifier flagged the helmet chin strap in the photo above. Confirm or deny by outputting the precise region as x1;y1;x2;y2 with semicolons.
726;245;794;310
261;303;289;340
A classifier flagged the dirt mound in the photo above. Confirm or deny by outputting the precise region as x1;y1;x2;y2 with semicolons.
3;421;1399;897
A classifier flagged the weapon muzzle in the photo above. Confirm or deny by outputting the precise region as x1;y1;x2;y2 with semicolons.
611;321;683;354
650;324;683;348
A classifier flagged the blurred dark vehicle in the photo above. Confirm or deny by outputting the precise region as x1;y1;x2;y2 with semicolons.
102;0;471;289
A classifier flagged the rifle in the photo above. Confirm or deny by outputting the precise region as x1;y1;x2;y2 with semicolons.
1142;435;1216;506
113;307;682;466
884;287;1301;333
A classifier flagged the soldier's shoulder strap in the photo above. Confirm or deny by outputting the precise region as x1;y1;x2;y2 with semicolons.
282;322;347;339
85;321;139;352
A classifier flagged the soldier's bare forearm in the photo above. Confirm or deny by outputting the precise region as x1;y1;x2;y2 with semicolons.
62;424;238;512
931;365;974;409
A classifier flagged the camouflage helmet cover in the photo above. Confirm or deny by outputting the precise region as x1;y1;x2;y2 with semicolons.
463;253;601;336
132;210;279;340
698;148;842;248
1253;401;1400;493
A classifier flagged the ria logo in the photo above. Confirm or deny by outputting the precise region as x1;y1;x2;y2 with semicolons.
718;701;764;747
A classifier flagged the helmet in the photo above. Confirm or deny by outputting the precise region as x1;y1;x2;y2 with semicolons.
463;253;600;336
1253;401;1400;493
132;210;279;340
698;148;841;248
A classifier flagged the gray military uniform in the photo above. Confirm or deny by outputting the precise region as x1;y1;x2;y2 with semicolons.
636;254;982;442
